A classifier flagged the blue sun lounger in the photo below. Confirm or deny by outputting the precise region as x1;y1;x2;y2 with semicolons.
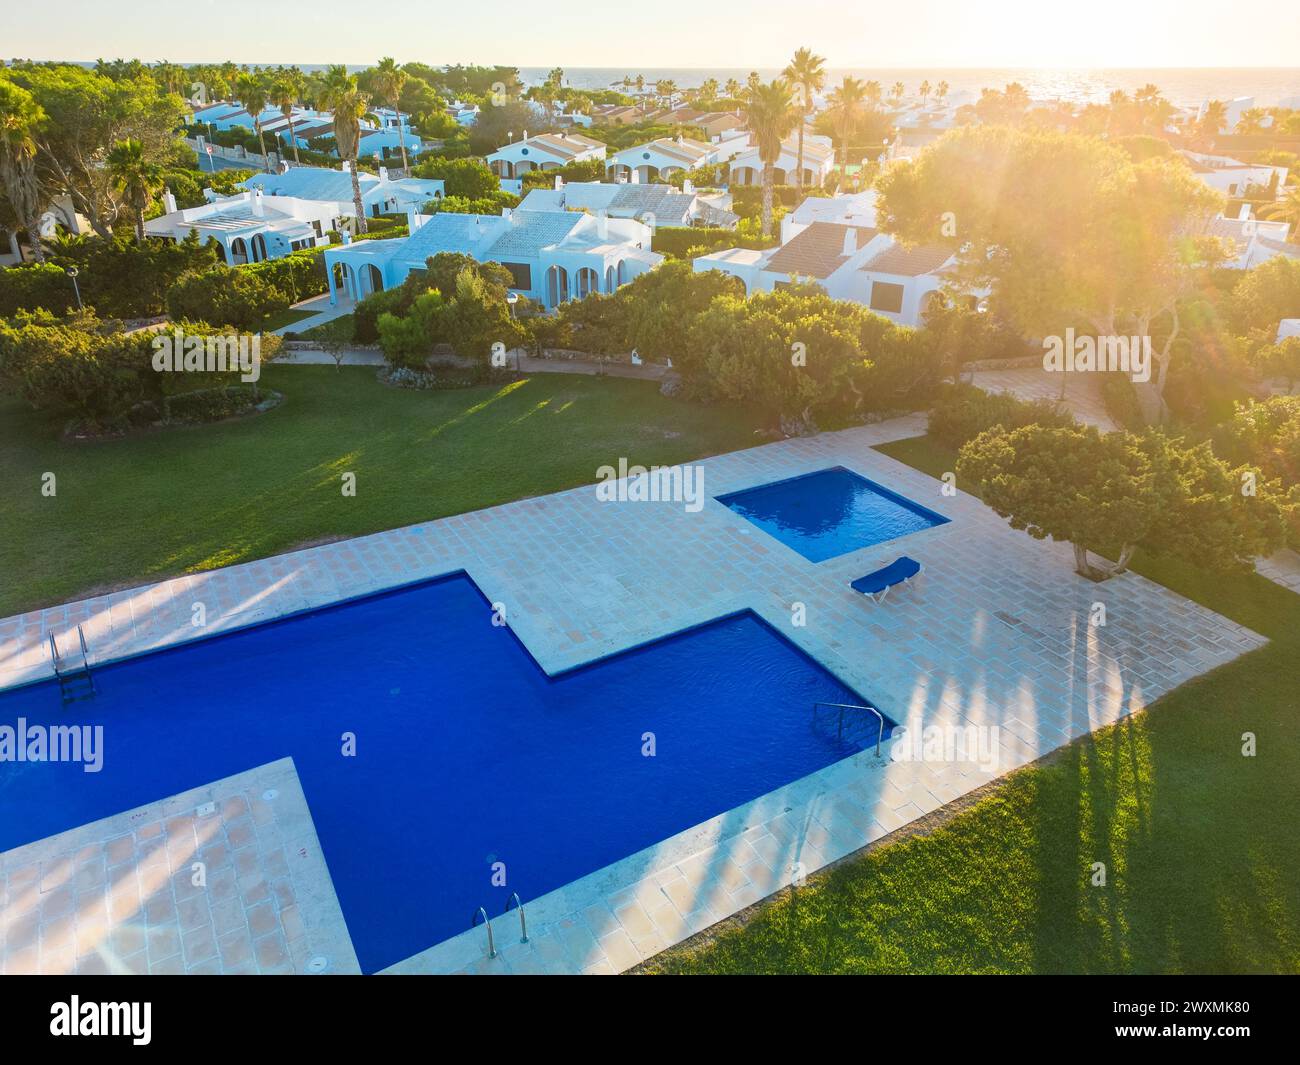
851;556;922;603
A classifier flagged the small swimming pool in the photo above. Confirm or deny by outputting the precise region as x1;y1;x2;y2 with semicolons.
717;466;949;562
0;573;892;973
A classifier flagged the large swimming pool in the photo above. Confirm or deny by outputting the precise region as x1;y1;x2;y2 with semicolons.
0;573;891;973
717;466;949;562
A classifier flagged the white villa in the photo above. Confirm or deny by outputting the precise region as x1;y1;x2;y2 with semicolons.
519;178;737;228
191;101;422;160
1180;150;1289;199
728;135;835;186
322;206;661;309
484;132;607;179
243;164;445;219
1201;208;1298;270
605;136;717;183
144;188;336;264
694;192;959;326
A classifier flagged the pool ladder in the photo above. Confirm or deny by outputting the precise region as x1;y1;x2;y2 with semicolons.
472;893;529;960
812;701;885;757
48;625;96;706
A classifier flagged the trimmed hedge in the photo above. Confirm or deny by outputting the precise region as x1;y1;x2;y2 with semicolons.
0;263;76;318
928;382;1076;449
651;226;771;260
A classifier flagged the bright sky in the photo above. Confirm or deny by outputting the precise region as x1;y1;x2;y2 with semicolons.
8;0;1300;68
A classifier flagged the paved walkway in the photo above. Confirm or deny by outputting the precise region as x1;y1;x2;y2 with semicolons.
969;366;1118;432
1257;549;1300;594
0;415;1266;974
274;347;385;367
273;294;357;337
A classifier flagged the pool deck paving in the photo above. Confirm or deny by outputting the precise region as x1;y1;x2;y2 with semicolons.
0;414;1268;974
0;759;359;975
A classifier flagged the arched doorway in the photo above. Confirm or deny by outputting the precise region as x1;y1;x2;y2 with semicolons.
575;267;599;298
364;263;383;295
545;265;569;306
230;237;248;265
616;260;628;287
211;239;227;264
604;265;616;292
251;233;268;262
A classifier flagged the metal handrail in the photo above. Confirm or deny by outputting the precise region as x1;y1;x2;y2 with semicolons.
77;624;91;669
506;892;528;943
48;633;63;675
472;906;497;959
813;701;885;757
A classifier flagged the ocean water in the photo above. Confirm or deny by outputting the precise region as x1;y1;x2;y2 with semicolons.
519;67;1300;108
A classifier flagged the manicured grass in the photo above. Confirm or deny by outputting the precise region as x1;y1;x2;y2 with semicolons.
645;434;1300;974
259;307;316;332
0;367;761;617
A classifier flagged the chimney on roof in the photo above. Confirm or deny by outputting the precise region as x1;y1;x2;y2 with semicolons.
596;208;608;241
682;179;694;195
252;188;265;217
379;166;389;181
842;227;857;255
1238;203;1252;221
341;160;351;173
554;175;564;191
278;159;290;174
162;187;177;214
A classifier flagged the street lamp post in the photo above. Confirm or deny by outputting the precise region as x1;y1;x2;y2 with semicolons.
66;267;82;311
507;292;520;370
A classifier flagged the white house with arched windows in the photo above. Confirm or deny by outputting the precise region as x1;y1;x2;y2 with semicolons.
484;131;606;179
144;188;336;264
728;136;835;187
322;205;661;309
605;135;717;184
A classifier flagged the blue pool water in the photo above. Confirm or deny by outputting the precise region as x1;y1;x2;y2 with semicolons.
0;574;891;973
717;466;949;562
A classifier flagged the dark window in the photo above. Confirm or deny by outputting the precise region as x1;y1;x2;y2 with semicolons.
869;281;905;314
502;262;532;290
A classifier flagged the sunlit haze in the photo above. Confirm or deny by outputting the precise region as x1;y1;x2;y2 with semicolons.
8;0;1300;68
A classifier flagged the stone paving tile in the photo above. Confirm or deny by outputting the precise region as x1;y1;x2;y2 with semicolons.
0;759;359;975
969;367;1117;432
1;415;1269;975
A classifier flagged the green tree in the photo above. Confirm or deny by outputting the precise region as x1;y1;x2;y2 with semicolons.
235;73;271;171
782;48;826;195
371;58;410;171
105;138;163;243
0;77;48;263
745;80;798;240
877;125;1223;414
319;66;371;234
269;71;304;165
826;76;866;178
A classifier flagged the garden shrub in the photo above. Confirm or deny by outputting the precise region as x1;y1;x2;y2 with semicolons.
928;381;1076;449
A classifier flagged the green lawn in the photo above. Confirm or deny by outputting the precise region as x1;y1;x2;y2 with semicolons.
0;367;761;617
259;307;317;332
644;434;1300;974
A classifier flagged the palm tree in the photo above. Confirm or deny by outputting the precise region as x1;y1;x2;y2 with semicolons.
827;76;867;180
371;57;410;171
745;80;798;239
935;80;949;105
106;138;163;243
918;79;931;105
236;72;271;171
0;78;48;262
320;65;371;234
1199;100;1228;144
724;78;742;102
864;80;882;107
890;81;906;106
656;79;678;107
270;71;304;165
1259;186;1300;239
782;47;826;194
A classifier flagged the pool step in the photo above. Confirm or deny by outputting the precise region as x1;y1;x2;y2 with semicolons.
48;626;97;706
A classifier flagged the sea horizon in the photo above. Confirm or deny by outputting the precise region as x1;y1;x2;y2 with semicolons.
41;61;1300;109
